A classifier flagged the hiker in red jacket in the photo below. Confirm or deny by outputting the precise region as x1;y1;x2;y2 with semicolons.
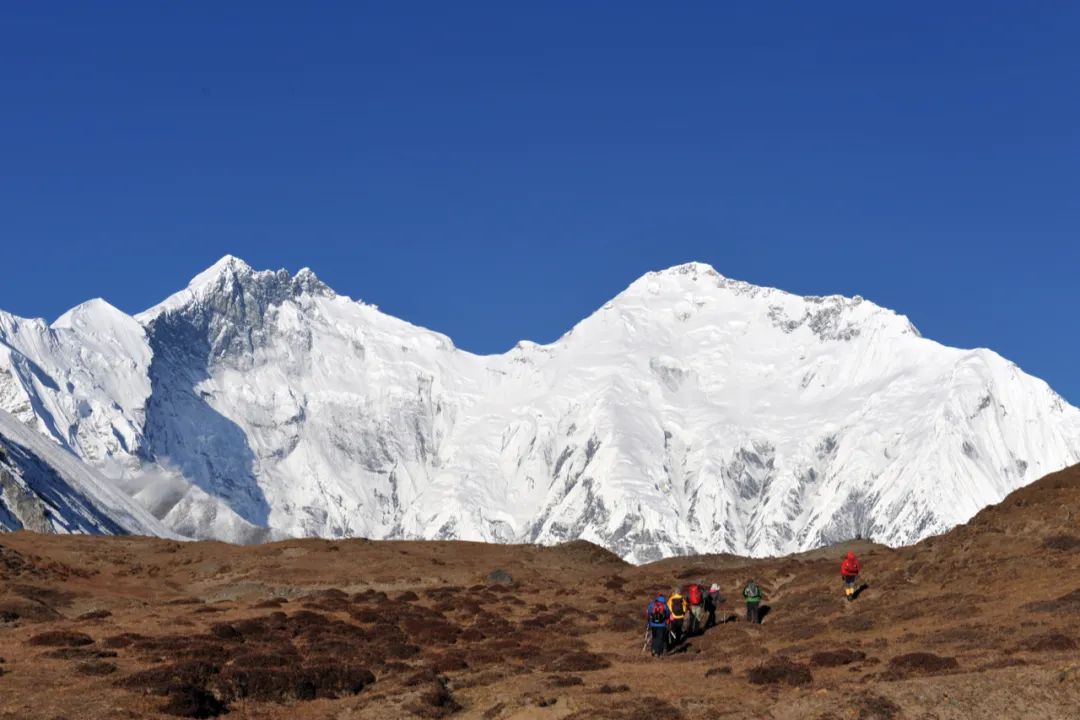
841;551;861;601
685;581;707;635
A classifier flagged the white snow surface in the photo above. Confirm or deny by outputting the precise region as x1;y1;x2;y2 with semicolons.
1;258;1078;560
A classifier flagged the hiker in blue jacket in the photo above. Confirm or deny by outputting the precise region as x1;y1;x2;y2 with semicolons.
645;594;671;657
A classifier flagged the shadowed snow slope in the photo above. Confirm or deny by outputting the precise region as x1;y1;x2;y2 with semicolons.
1;258;1078;560
0;408;173;536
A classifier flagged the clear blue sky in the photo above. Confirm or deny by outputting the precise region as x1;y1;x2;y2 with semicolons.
2;3;1077;403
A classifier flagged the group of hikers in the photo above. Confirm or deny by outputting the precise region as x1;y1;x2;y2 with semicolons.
644;550;863;657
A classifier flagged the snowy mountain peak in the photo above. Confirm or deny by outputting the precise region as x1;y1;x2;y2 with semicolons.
182;253;258;298
52;298;130;330
136;256;335;323
652;261;725;279
629;262;734;295
136;254;252;321
201;253;254;280
292;267;335;298
0;309;30;336
596;263;918;348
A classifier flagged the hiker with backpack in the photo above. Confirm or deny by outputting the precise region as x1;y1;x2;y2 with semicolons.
841;550;862;601
705;582;723;627
686;580;707;635
667;587;688;646
646;594;671;657
743;579;763;624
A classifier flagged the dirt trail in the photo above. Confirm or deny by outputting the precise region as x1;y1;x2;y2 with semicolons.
0;466;1078;719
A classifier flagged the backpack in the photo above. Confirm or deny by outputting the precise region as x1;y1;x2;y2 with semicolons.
745;582;760;599
688;584;703;605
649;600;666;624
670;596;685;616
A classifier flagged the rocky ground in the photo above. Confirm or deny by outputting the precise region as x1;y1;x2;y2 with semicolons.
0;465;1077;720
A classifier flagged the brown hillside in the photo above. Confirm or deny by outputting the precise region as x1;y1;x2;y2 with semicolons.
0;465;1077;719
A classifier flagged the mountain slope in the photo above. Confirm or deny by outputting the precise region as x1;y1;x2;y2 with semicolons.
406;262;1080;560
0;465;1076;719
0;408;173;536
1;257;1078;559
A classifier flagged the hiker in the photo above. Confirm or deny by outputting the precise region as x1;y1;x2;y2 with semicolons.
686;580;707;635
841;550;862;601
646;594;671;657
667;587;688;646
705;582;723;627
743;579;763;624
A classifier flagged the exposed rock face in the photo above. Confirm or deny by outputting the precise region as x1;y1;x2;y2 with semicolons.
0;466;51;533
0;408;171;536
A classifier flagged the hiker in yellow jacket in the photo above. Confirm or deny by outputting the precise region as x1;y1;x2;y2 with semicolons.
667;587;688;647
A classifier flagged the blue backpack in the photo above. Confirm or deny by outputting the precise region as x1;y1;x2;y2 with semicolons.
648;598;667;624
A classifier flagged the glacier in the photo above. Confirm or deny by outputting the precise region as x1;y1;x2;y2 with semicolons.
1;256;1078;561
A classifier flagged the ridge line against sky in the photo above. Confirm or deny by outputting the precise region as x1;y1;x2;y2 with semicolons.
5;253;1079;410
1;2;1077;403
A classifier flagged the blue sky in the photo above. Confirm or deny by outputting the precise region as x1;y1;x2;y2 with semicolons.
1;3;1078;403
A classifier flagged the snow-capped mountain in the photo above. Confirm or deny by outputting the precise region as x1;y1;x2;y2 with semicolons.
1;257;1078;561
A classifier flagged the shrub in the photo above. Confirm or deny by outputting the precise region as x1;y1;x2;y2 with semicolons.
406;677;461;719
215;664;373;702
43;647;116;660
883;652;958;679
116;661;221;696
542;651;611;672
102;633;144;649
747;657;813;686
704;665;732;677
1023;588;1080;614
27;631;94;647
1020;633;1077;652
1042;535;1080;552
159;685;228;719
810;649;867;667
851;692;902;720
76;661;118;676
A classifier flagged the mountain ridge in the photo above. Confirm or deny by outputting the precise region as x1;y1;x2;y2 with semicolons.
1;256;1077;560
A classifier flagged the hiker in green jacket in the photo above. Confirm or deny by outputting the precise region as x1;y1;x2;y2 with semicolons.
743;579;763;624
